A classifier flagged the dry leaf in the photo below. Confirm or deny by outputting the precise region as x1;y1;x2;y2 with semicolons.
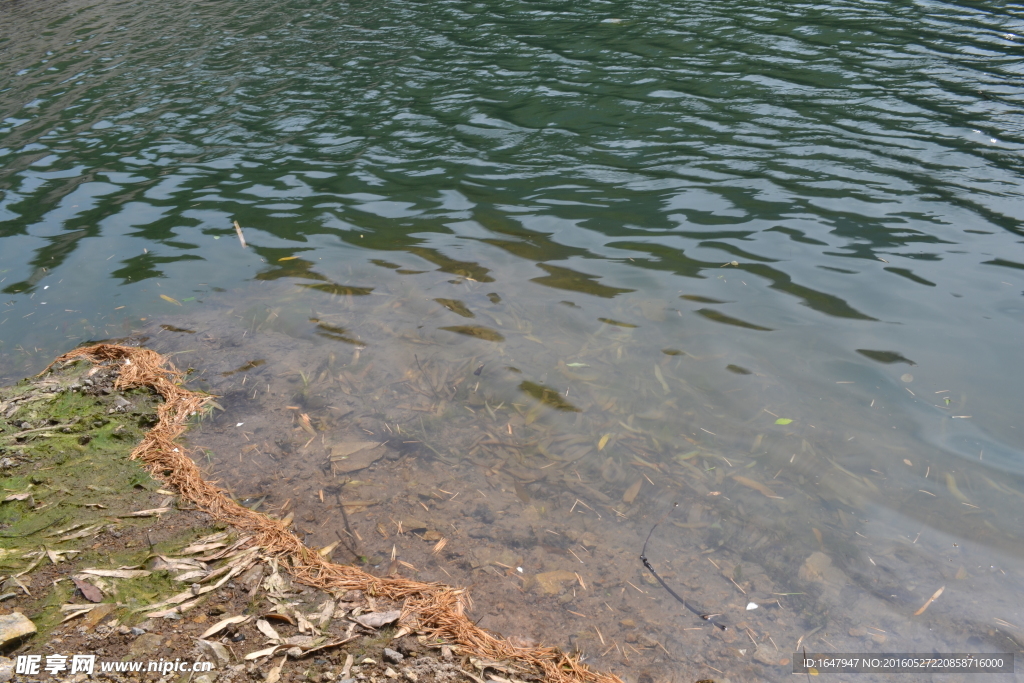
730;475;780;499
79;569;151;579
124;507;172;517
263;613;295;625
59;525;103;541
71;577;103;603
597;434;610;451
266;656;286;683
160;294;182;306
330;441;381;459
244;646;280;661
623;478;642;504
257;619;282;642
352;610;401;629
299;413;316;436
180;541;227;555
3;492;32;502
318;541;340;557
200;614;250;639
329;441;385;473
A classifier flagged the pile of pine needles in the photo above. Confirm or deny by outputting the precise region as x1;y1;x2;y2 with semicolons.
42;344;621;683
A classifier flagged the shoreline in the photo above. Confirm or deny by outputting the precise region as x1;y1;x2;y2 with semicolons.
0;346;622;683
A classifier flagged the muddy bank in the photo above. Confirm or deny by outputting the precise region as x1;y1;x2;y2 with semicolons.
0;350;602;683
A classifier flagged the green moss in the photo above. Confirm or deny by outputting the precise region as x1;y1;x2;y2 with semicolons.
0;359;234;642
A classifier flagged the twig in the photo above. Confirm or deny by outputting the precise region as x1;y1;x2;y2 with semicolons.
233;220;247;248
1;419;79;441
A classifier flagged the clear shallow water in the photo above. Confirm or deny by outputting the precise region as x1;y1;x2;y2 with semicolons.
2;0;1024;679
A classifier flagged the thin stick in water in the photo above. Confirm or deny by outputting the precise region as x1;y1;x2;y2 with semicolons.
233;220;247;248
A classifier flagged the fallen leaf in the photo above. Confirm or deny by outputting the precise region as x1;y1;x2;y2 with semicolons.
330;441;381;459
245;646;280;661
278;256;299;261
262;613;295;625
731;475;780;499
71;577;103;603
160;294;182;306
3;493;32;502
622;478;642;504
179;542;227;555
774;418;793;425
597;434;611;451
266;656;287;683
124;507;172;517
199;614;250;639
353;610;401;629
317;541;340;557
329;441;386;473
79;569;152;579
257;618;282;642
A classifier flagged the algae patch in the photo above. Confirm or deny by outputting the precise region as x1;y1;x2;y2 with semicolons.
0;359;226;643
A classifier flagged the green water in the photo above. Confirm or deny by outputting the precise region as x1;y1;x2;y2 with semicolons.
3;0;1024;678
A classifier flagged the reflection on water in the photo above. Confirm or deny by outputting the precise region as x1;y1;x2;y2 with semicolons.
3;0;1024;678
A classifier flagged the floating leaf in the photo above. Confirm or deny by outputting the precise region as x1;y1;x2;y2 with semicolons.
182;297;196;302
278;256;299;261
159;294;182;306
774;418;793;425
597;434;611;451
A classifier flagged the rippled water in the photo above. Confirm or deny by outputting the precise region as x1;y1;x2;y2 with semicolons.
3;0;1024;679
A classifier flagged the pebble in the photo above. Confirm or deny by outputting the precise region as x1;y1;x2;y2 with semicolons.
130;627;146;636
383;648;404;664
384;669;398;680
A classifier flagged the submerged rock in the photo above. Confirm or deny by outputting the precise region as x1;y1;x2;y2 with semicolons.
530;570;578;595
